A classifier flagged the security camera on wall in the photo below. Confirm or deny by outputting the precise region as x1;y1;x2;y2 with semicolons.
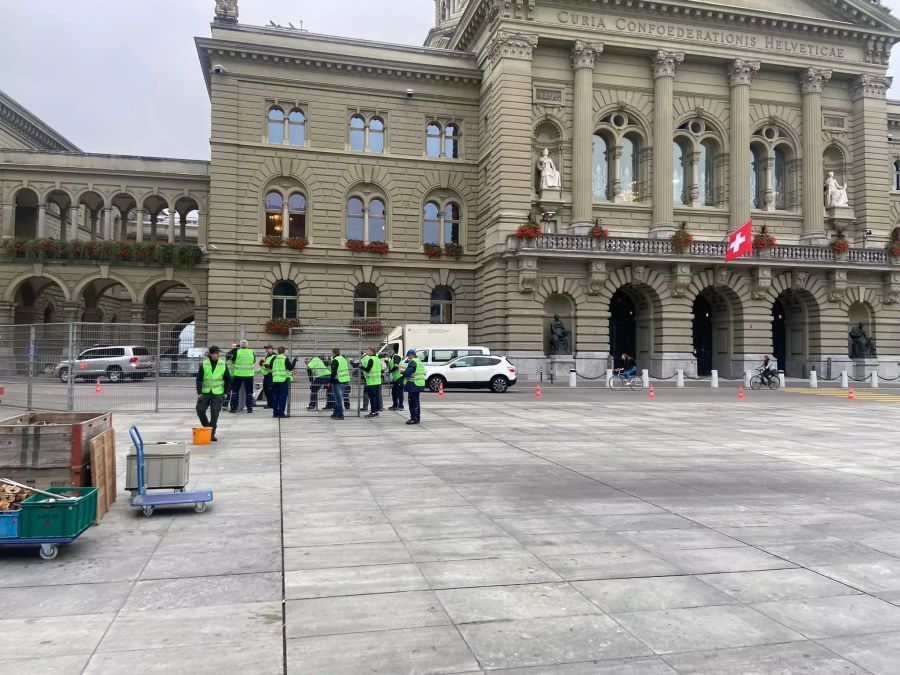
405;88;414;98
212;64;228;75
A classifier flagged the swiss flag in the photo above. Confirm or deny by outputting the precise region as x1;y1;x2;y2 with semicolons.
725;220;753;262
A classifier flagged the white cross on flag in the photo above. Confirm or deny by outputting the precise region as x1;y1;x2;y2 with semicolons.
725;220;753;262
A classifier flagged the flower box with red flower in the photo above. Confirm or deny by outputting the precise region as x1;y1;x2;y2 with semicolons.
286;237;308;251
423;243;443;258
350;317;383;337
443;243;463;258
515;224;543;240
671;224;694;254
265;318;300;335
753;226;777;252
345;239;367;252
262;234;283;247
589;224;609;240
366;241;389;255
831;237;850;255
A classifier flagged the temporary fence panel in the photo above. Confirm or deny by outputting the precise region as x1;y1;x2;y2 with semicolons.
288;327;363;417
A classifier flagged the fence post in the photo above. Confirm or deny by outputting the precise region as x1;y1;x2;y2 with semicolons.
840;371;849;388
66;323;76;411
154;324;161;412
809;371;818;388
744;370;752;388
676;369;684;388
871;371;879;389
641;369;649;388
568;369;576;388
26;324;35;411
710;370;719;388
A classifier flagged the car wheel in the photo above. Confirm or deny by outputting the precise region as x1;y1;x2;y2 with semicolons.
58;368;69;384
490;376;509;393
106;367;123;383
427;376;445;393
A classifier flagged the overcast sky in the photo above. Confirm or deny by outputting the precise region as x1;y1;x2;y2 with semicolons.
2;0;900;160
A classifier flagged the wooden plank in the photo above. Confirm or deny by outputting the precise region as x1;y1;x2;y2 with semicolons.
89;428;116;522
105;428;116;508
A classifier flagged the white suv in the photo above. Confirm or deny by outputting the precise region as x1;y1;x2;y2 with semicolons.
425;355;517;393
56;345;155;383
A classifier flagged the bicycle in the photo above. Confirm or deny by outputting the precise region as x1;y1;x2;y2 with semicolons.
608;370;644;391
750;367;780;391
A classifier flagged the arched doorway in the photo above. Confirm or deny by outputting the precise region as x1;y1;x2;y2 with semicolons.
771;289;820;377
691;287;743;377
608;284;658;371
13;188;39;239
692;295;713;376
609;290;636;360
772;300;786;371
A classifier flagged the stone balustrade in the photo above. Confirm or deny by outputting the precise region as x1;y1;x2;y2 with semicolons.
507;234;893;266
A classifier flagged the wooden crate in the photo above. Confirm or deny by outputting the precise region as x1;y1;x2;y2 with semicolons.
89;428;117;522
0;412;111;488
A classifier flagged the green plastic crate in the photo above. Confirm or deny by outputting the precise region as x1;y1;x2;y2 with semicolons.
19;487;97;539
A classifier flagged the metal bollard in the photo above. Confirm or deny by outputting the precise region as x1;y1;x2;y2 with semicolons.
744;370;752;388
840;371;849;388
809;371;818;388
641;369;649;388
871;371;879;389
605;368;613;387
710;370;719;388
779;372;786;389
676;369;684;388
569;369;577;388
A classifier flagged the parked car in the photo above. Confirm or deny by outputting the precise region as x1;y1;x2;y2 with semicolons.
159;347;205;377
425;355;517;393
415;346;491;366
56;345;155;383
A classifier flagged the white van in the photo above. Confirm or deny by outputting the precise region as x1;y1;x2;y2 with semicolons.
416;346;490;366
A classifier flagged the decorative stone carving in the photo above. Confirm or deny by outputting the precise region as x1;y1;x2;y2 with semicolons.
632;264;648;285
518;257;537;293
489;31;539;62
752;267;772;300
828;270;848;303
800;68;832;95
825;171;850;209
651;50;684;79
214;0;238;22
588;260;607;295
537;148;561;190
851;74;892;101
715;267;728;288
670;263;692;298
792;271;809;290
884;272;900;305
571;41;603;70
729;59;760;87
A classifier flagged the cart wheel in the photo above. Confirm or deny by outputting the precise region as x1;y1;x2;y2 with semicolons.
39;544;58;561
175;488;184;493
142;506;154;517
194;502;208;513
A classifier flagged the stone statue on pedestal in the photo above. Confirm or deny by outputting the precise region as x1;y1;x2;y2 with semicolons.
548;314;571;355
215;0;239;22
825;171;850;209
849;322;876;358
537;149;561;191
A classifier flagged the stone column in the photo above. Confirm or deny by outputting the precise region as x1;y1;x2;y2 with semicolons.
89;210;98;241
59;301;81;323
281;200;290;241
1;202;14;239
850;75;892;238
197;212;208;248
571;40;603;233
67;204;79;241
150;212;158;241
650;50;684;238
168;209;177;244
103;207;112;240
134;208;144;242
36;204;46;239
800;68;832;243
729;60;760;229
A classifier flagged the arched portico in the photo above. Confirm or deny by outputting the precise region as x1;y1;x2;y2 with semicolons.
691;286;744;377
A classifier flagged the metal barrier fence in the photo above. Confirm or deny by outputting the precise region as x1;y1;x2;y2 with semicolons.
287;327;363;417
0;322;249;412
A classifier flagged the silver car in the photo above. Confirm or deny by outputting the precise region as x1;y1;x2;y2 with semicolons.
56;345;155;383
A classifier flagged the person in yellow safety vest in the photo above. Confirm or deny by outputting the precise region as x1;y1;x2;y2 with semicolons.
386;347;405;411
228;339;256;414
259;345;276;409
306;354;331;410
360;347;383;418
195;346;231;442
329;347;351;420
402;348;426;425
270;346;295;419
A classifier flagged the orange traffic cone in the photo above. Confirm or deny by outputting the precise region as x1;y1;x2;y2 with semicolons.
648;385;655;400
438;381;445;398
94;377;103;395
535;386;542;399
738;385;745;400
848;386;855;400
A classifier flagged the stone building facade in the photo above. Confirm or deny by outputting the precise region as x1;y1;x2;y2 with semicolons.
3;0;900;379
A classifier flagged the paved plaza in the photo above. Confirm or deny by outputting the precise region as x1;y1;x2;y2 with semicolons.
2;388;900;673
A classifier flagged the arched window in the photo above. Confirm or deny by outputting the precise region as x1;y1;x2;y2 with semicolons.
265;191;284;237
750;126;797;212
288;193;306;238
353;283;378;318
699;139;717;206
673;141;687;206
267;107;285;144
346;195;387;242
288;109;305;146
444;124;460;159
672;119;724;208
620;135;640;203
750;145;765;210
43;304;54;324
349;115;366;152
422;199;461;246
272;281;298;319
894;161;900;191
773;146;788;211
369;117;385;153
592;133;609;200
426;123;442;158
430;286;454;324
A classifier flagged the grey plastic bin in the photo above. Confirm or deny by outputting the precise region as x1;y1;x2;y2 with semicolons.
126;442;190;491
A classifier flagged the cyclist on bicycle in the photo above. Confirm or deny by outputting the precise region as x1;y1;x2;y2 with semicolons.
760;354;778;386
615;353;637;381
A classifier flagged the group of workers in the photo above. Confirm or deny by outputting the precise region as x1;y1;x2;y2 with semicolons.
195;342;425;440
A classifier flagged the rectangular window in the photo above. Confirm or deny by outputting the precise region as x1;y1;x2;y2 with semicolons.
346;215;364;241
289;213;306;239
132;347;150;356
432;350;457;362
353;300;377;318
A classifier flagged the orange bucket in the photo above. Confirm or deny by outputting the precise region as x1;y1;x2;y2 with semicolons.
192;427;212;445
